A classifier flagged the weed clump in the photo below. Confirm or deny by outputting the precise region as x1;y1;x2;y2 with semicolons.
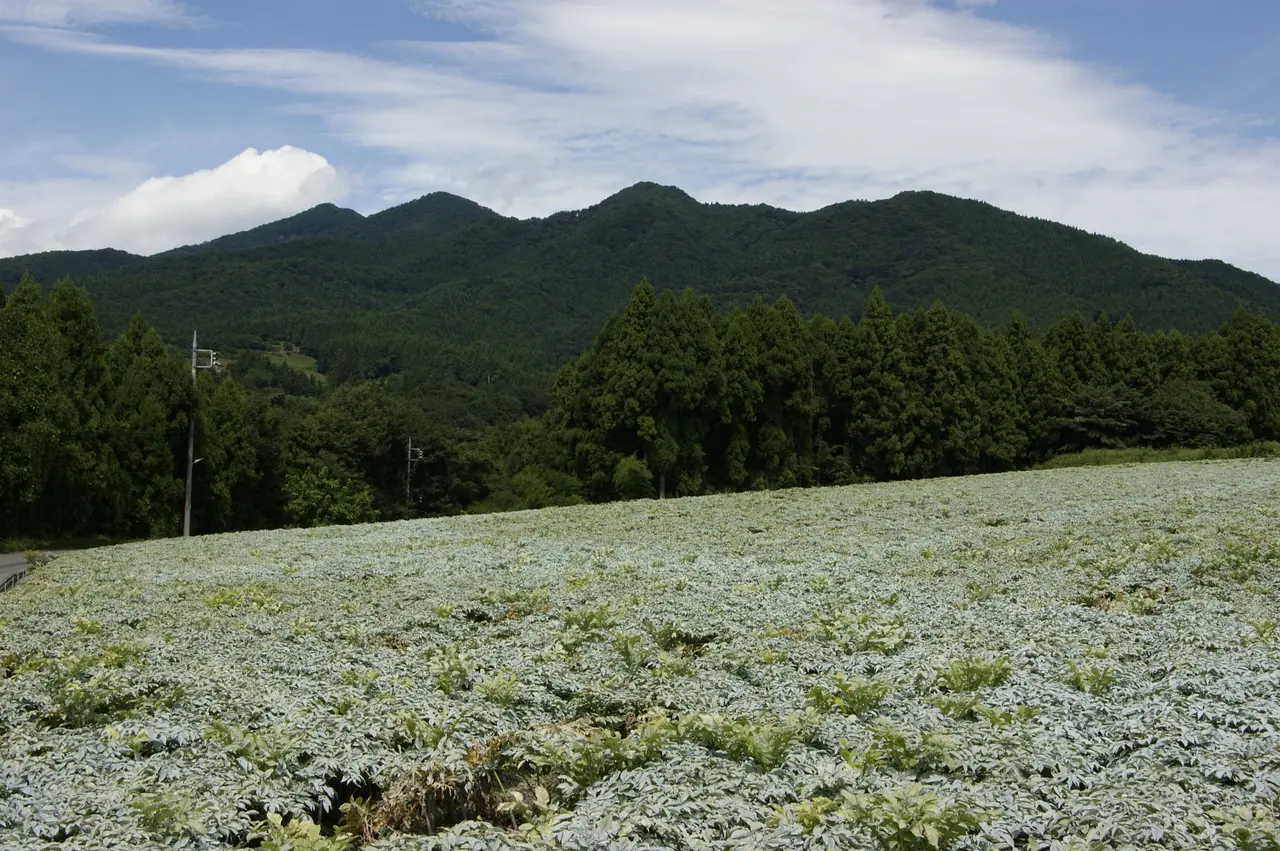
807;673;894;716
773;784;985;850
933;655;1012;692
843;721;954;775
1065;660;1117;695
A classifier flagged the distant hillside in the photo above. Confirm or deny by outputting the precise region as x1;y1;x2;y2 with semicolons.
2;182;1278;387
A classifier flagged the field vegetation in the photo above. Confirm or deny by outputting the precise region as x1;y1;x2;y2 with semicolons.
2;460;1278;849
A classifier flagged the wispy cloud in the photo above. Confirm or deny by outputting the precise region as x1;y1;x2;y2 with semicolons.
0;0;187;26
3;0;1280;279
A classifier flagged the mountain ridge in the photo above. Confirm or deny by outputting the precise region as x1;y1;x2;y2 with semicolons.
2;183;1277;395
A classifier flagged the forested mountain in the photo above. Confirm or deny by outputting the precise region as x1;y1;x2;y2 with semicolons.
3;184;1278;402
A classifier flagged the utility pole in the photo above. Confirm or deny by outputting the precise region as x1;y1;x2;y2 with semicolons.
183;331;220;538
406;437;424;509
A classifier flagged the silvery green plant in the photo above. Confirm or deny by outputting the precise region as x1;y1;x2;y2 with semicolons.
0;460;1278;849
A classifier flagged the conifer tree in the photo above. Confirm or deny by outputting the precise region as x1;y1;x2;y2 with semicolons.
649;289;724;496
0;277;76;537
1209;309;1280;440
1045;311;1104;389
198;376;262;532
1004;313;1063;463
847;288;910;480
104;315;195;538
44;279;117;535
717;306;765;488
807;314;858;484
900;302;981;478
1107;315;1159;395
956;315;1025;471
751;297;817;488
1150;330;1198;384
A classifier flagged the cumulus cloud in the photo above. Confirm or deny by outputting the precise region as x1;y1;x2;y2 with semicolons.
0;0;186;26
0;146;348;257
5;0;1280;279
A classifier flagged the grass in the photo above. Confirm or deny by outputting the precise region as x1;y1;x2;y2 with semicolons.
1037;441;1280;470
264;344;326;382
0;535;121;555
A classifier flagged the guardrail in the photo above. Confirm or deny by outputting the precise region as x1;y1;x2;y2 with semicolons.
1;568;27;593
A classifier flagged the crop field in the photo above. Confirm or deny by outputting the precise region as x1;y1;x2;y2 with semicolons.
2;461;1279;850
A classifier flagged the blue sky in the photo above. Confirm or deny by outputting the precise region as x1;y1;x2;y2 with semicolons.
2;0;1279;280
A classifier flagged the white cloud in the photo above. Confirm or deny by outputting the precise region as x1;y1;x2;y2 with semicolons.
0;208;28;228
0;208;31;254
0;146;348;257
5;1;1280;280
0;0;186;26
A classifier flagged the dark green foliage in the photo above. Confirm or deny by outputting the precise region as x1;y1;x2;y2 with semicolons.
847;289;911;480
282;466;377;528
104;316;197;538
3;245;1280;542
613;457;655;501
1206;309;1280;440
1055;384;1144;453
900;303;981;478
1004;313;1063;463
1141;380;1251;448
540;285;1280;502
1045;312;1104;390
4;184;1277;440
195;376;263;533
0;277;78;535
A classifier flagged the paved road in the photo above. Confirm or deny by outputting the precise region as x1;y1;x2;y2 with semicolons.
1;552;30;590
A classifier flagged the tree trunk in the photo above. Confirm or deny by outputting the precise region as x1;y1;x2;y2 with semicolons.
659;472;666;500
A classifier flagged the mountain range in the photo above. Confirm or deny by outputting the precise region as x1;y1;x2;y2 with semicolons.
3;182;1278;391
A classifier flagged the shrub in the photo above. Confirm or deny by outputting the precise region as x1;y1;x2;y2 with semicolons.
613;456;655;500
425;644;472;695
283;465;377;528
611;632;650;671
563;603;620;632
814;609;910;654
678;711;820;771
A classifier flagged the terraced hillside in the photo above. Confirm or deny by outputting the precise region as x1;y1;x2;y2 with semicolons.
1;461;1278;849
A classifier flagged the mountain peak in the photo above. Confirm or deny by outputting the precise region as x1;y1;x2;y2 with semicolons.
598;182;698;207
366;191;501;235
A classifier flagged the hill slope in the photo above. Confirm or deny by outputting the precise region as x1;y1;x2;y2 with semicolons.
1;461;1277;848
2;183;1277;377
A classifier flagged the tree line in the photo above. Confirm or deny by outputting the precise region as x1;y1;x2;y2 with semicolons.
0;275;485;544
2;274;1278;544
490;280;1279;507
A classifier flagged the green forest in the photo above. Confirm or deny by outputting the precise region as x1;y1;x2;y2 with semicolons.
3;270;1278;545
5;183;1280;449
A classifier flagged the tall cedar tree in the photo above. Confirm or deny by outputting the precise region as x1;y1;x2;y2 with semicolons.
0;277;76;537
848;288;911;480
900;302;981;478
104;315;196;539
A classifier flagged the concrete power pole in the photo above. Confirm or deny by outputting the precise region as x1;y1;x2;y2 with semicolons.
406;438;424;509
183;331;220;538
